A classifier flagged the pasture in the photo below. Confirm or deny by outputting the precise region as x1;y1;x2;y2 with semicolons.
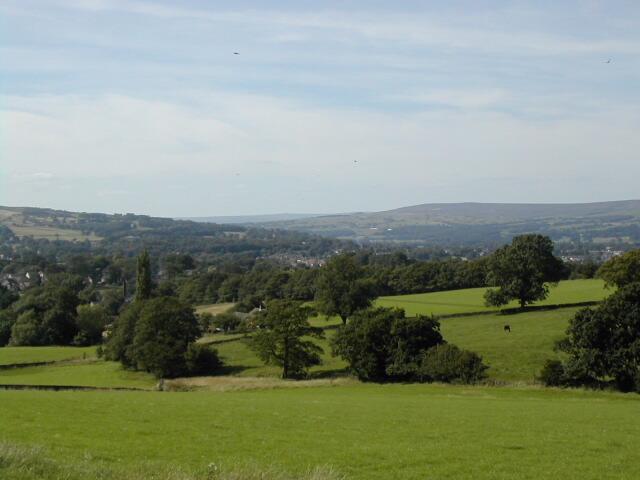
0;360;156;389
195;303;235;315
0;346;96;366
377;278;608;316
1;385;639;480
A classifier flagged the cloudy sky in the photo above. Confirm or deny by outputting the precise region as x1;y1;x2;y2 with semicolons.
1;1;639;216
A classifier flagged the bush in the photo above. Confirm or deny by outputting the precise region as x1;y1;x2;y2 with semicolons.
184;344;222;376
538;359;567;387
418;344;488;384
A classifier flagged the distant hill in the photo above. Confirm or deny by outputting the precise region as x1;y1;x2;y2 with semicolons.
253;200;640;248
178;213;327;224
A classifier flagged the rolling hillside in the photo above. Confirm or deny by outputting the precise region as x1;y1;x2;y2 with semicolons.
254;200;640;248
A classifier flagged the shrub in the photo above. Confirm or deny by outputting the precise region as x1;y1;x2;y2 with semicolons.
184;344;222;376
418;344;488;384
538;359;567;387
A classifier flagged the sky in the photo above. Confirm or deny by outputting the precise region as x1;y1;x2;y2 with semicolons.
1;0;640;217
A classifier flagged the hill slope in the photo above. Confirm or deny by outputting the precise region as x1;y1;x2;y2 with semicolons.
256;200;640;248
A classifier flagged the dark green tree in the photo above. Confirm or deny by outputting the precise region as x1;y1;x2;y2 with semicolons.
332;307;443;381
0;310;16;346
250;300;324;379
0;284;18;310
484;234;565;309
74;304;110;346
135;249;152;301
315;253;376;324
130;297;201;378
597;249;640;288
556;282;640;392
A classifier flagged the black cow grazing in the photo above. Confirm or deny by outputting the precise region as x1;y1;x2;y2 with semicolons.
504;325;511;333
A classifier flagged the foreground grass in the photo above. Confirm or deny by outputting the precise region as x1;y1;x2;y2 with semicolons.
0;360;156;389
377;279;608;316
1;385;638;479
0;346;96;366
0;443;343;480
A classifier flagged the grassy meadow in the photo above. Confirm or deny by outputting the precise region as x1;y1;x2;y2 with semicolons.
377;279;608;316
0;346;96;366
1;278;631;480
1;385;639;480
0;360;156;389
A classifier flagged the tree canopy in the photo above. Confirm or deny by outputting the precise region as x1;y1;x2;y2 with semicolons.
597;249;640;288
556;282;640;392
250;300;324;379
314;253;376;324
484;234;565;308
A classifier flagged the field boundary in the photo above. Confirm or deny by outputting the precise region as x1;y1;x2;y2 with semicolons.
0;383;151;392
434;300;601;320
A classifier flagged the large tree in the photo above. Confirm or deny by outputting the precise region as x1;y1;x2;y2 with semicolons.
250;300;324;379
557;282;640;392
315;253;376;324
484;234;565;309
332;307;444;381
135;249;152;301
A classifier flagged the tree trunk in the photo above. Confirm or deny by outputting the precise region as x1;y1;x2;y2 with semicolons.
340;315;347;325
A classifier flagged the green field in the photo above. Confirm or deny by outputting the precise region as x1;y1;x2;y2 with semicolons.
441;308;578;382
7;225;101;242
1;385;639;480
0;346;96;366
195;303;235;315
377;279;608;316
0;360;156;389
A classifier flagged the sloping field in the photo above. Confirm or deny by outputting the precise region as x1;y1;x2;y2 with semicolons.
377;279;608;316
1;385;638;480
195;303;235;315
0;346;96;366
0;360;156;389
440;308;579;382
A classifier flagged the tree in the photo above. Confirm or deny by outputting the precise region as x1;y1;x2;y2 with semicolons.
315;253;376;324
249;300;324;379
10;274;81;345
556;282;640;392
484;234;565;309
0;310;16;346
135;249;152;301
597;249;640;288
332;307;444;381
130;297;201;378
0;284;18;310
418;344;488;384
74;304;110;346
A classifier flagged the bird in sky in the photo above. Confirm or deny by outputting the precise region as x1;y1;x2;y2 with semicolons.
233;52;240;55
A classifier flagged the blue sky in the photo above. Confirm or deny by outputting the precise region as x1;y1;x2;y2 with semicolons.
1;0;639;216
